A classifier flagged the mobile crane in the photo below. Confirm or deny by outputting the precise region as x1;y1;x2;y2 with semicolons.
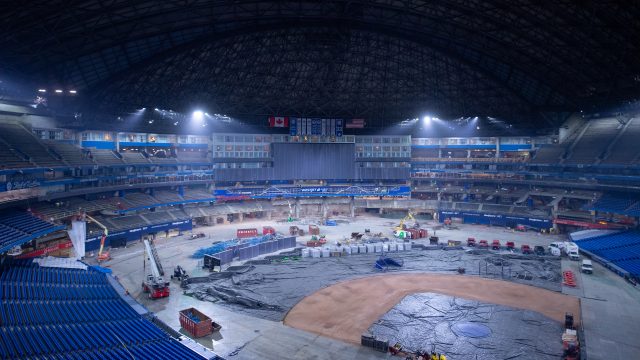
142;239;170;299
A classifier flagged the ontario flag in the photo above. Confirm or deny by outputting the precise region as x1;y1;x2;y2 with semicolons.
268;116;289;127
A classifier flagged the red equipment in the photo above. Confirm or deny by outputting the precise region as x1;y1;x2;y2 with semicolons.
506;241;515;250
262;226;275;235
515;224;526;232
237;228;258;238
467;237;476;247
491;240;501;250
478;240;489;249
521;244;533;254
142;239;170;299
179;307;220;338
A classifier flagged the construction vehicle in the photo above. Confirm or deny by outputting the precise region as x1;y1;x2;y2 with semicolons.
506;241;515;250
491;240;501;250
85;214;111;262
521;244;533;254
534;245;545;256
394;211;419;231
142;239;170;299
467;237;476;247
478;240;489;249
171;265;189;281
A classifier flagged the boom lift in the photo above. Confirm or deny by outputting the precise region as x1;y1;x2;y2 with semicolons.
142;239;170;299
85;214;111;262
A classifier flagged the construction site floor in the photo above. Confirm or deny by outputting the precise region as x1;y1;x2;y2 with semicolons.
100;215;640;360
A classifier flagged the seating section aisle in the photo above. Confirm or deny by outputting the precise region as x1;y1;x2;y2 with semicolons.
0;212;60;253
575;231;640;276
91;149;124;165
0;260;205;359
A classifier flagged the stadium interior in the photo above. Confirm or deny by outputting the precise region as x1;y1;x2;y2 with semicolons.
0;2;640;360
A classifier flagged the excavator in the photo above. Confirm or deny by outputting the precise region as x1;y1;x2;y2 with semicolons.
394;211;420;231
142;239;170;299
85;214;111;262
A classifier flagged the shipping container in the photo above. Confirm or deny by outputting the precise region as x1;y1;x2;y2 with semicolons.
237;228;258;238
179;308;220;338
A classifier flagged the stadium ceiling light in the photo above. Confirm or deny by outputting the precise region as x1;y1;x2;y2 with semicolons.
192;110;204;121
37;89;46;93
476;126;480;130
154;108;159;111
423;116;431;124
69;90;77;94
54;89;63;93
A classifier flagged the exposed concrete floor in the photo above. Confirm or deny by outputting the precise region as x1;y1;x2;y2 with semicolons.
562;257;640;360
284;274;579;345
95;215;640;360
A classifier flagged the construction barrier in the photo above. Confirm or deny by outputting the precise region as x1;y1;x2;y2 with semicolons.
563;270;577;287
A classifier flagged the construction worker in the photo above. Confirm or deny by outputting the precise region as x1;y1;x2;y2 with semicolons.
439;354;447;360
430;352;438;360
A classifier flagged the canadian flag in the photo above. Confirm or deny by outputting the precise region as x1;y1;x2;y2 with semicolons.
268;116;289;127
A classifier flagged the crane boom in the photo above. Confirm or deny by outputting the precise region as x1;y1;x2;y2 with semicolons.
144;239;164;279
84;214;111;261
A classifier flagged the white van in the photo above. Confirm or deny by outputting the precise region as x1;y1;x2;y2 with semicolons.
581;259;593;274
568;248;580;261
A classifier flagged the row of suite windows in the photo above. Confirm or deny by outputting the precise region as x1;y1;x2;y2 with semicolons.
355;136;410;144
216;162;408;169
214;152;270;158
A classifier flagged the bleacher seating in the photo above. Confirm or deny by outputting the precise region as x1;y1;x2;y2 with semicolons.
150;156;178;164
44;141;94;166
565;118;621;164
121;193;157;209
531;145;565;164
0;141;31;169
182;188;215;201
105;215;149;230
589;192;640;216
575;231;640;276
90;149;124;165
122;152;150;164
0;211;60;253
0;260;204;359
152;190;183;203
0;123;63;167
601;117;640;164
142;211;174;224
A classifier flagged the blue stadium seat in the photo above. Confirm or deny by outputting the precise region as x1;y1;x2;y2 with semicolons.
0;260;205;359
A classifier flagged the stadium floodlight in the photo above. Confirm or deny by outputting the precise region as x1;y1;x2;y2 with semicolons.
423;116;431;124
192;110;204;121
38;89;46;93
154;108;159;111
69;90;77;94
55;89;63;93
476;126;480;130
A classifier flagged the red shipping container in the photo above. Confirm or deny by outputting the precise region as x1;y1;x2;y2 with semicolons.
237;228;258;238
179;308;215;338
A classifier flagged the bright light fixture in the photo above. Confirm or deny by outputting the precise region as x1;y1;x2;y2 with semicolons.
69;90;77;94
423;116;431;123
54;89;63;93
38;89;46;93
192;110;204;121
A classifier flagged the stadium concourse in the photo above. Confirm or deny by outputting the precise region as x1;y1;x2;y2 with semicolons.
1;2;640;360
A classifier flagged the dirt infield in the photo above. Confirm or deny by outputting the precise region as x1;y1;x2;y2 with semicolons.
284;273;580;344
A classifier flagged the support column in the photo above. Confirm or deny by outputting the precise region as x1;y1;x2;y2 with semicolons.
350;197;355;218
295;200;300;218
238;213;244;222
